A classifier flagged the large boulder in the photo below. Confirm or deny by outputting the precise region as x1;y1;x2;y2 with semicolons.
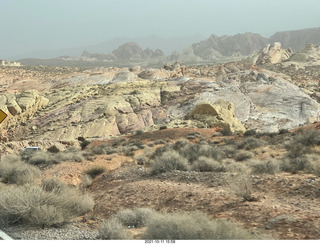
186;100;246;133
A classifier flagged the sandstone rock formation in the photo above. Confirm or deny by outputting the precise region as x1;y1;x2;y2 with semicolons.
256;42;292;64
186;100;246;133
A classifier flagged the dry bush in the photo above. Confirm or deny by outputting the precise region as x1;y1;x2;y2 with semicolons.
143;211;263;240
151;150;189;175
236;137;267;150
98;218;131;240
249;159;280;174
135;155;148;165
0;179;94;227
191;156;226;172
224;159;249;173
26;150;83;166
0;154;41;185
225;171;254;201
84;166;105;179
111;208;156;228
89;144;118;155
234;150;254;161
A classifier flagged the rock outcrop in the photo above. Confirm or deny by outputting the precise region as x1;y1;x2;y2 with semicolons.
186;100;246;133
256;42;292;64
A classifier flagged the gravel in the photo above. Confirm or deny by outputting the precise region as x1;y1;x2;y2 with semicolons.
2;222;99;240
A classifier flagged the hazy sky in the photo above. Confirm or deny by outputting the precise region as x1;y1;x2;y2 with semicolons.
1;0;320;59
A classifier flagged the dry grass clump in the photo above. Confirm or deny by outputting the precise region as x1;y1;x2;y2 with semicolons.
0;178;94;227
143;211;263;240
225;170;254;201
0;154;41;185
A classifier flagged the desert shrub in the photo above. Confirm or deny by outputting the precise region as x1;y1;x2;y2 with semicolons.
224;159;249;173
225;171;253;201
0;180;94;227
90;144;118;155
172;140;200;163
220;127;233;136
151;150;189;175
249;159;280;174
0;155;41;185
47;145;60;153
150;144;172;159
143;211;262;240
84;166;106;179
41;178;68;194
236;137;267;150
191;157;226;172
281;154;320;173
80;140;91;150
244;129;257;137
135;155;148;165
26;150;83;166
56;151;84;162
122;145;139;156
198;144;226;161
234;150;254;161
135;129;143;135
98;218;131;240
294;129;320;146
159;125;167;130
111;208;156;228
154;139;166;145
110;137;126;147
77;136;86;142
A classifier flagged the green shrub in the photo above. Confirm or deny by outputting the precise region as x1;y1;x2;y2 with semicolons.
191;157;225;172
0;155;41;185
143;211;262;240
220;127;233;136
47;145;60;153
135;130;143;135
244;129;257;137
151;150;189;175
98;218;131;240
0;180;94;227
84;167;105;179
80;140;91;150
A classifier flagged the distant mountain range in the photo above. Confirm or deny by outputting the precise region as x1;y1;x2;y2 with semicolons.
17;27;320;66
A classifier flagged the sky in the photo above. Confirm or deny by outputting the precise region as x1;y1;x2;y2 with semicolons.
1;0;320;59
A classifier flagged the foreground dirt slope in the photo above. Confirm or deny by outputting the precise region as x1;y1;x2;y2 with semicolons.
36;127;320;240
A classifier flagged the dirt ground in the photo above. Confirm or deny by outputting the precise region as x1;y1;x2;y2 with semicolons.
39;128;320;240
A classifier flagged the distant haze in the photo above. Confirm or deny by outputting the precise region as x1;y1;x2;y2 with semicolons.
1;0;320;59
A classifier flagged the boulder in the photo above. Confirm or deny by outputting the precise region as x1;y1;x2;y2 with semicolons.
186;100;246;133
